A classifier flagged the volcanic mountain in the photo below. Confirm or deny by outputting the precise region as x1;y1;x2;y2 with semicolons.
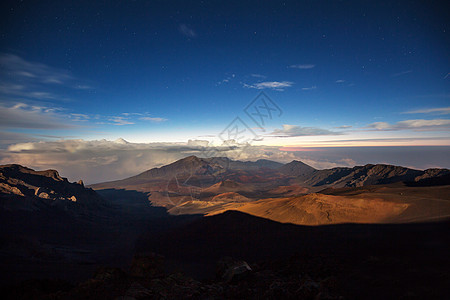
94;156;284;187
93;155;450;190
88;156;450;225
278;160;316;176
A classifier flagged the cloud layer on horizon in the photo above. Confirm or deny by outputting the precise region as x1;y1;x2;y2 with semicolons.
2;138;449;185
0;139;296;183
271;124;342;137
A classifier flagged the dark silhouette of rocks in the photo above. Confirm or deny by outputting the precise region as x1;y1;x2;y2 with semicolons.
0;164;106;212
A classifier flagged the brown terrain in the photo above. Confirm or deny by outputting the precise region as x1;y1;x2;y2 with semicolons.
1;156;450;299
91;155;450;225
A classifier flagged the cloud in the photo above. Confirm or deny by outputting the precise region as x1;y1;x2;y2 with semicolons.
334;125;352;129
0;53;73;84
0;131;37;147
243;81;293;91
391;70;412;77
402;107;450;115
270;124;342;137
308;136;450;144
70;113;90;122
75;85;92;90
187;139;210;147
288;64;315;69
0;53;91;102
366;119;450;131
250;74;266;78
108;116;135;126
0;139;295;183
179;24;197;38
0;103;77;130
216;74;236;85
0;106;167;131
139;117;168;122
0;83;62;101
335;79;345;83
2;139;450;184
302;86;317;91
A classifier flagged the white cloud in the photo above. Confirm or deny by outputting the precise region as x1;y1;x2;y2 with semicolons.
335;79;345;83
179;24;197;38
391;70;412;77
216;74;236;85
302;86;317;91
2;138;450;184
0;53;91;102
402;107;450;115
0;53;73;85
250;74;266;78
139;117;168;122
0;139;295;183
366;119;450;131
0;131;36;146
108;116;135;126
271;124;342;137
288;64;315;69
70;113;90;121
0;105;167;131
366;122;392;130
187;139;210;147
0;103;77;129
243;81;293;91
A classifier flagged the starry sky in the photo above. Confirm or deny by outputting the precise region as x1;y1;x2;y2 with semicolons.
0;1;449;181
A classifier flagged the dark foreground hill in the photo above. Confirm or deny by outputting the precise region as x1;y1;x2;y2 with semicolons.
3;210;449;299
135;210;450;299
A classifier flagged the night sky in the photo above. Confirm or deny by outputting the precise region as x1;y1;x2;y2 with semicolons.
0;0;449;181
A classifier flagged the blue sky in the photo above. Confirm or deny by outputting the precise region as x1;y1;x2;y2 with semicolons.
0;0;449;180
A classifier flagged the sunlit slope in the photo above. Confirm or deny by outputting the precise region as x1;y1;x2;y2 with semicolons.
206;185;450;225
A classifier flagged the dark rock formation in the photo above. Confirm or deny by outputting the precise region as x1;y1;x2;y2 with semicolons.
0;164;106;212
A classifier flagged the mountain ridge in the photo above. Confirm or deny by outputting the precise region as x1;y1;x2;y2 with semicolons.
91;155;450;189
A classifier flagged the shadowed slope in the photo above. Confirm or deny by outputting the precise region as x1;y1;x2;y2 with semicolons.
136;210;450;299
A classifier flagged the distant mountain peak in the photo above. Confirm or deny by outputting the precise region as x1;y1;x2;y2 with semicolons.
181;155;202;162
279;160;316;176
114;138;129;144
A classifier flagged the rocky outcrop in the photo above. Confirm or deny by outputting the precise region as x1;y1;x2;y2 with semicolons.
0;164;106;212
